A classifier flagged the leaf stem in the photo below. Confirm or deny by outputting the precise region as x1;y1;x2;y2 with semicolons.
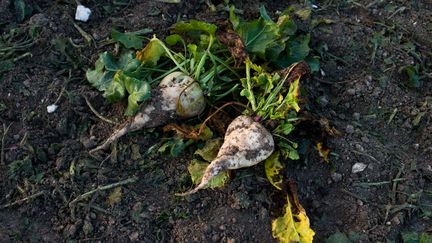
245;60;257;111
155;38;189;74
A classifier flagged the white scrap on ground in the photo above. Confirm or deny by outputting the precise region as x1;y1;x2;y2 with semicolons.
75;5;92;22
352;162;367;173
47;104;58;113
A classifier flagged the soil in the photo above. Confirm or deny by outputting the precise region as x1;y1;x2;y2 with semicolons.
0;0;431;242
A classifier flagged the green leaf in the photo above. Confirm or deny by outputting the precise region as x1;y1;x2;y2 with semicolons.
305;56;320;73
274;122;295;136
172;20;217;39
194;138;223;162
288;34;311;64
136;37;166;66
277;15;297;36
188;159;228;189
158;138;194;157
111;29;151;49
166;34;185;46
264;151;284;190
400;65;421;88
119;72;151;116
104;72;126;102
234;17;280;58
86;51;139;94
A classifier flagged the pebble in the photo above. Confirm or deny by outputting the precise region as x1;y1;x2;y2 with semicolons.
347;88;356;96
318;96;329;107
346;125;355;134
352;162;367;173
219;225;226;231
353;112;360;121
331;172;343;182
129;231;140;241
82;220;93;235
361;136;369;143
355;144;364;152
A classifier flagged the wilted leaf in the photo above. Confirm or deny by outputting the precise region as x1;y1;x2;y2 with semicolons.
265;151;284;190
163;124;213;141
287;76;301;112
188;159;228;189
278;61;310;85
194;138;223;162
135;37;165;66
318;118;342;137
295;8;311;21
272;183;315;243
316;142;330;163
107;187;122;207
216;21;248;67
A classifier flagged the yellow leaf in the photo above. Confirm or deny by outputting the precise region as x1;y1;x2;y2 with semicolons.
272;193;315;243
264;151;284;190
187;159;228;189
316;142;330;163
194;138;223;162
106;187;122;207
287;77;301;112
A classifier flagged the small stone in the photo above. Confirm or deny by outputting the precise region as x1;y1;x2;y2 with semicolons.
75;5;92;22
361;136;369;143
331;172;342;182
346;125;355;134
318;96;329;107
413;143;419;150
347;88;356;95
353;112;360;121
47;104;58;113
129;231;140;241
352;162;367;173
357;199;363;206
82;220;93;235
219;225;226;231
355;144;364;152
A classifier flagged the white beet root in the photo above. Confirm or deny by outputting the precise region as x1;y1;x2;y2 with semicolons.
90;72;205;153
176;115;275;196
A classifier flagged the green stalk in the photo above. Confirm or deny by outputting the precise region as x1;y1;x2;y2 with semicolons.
155;38;189;75
245;60;257;111
194;35;214;80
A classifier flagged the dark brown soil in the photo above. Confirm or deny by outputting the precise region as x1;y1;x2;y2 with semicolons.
0;0;431;242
